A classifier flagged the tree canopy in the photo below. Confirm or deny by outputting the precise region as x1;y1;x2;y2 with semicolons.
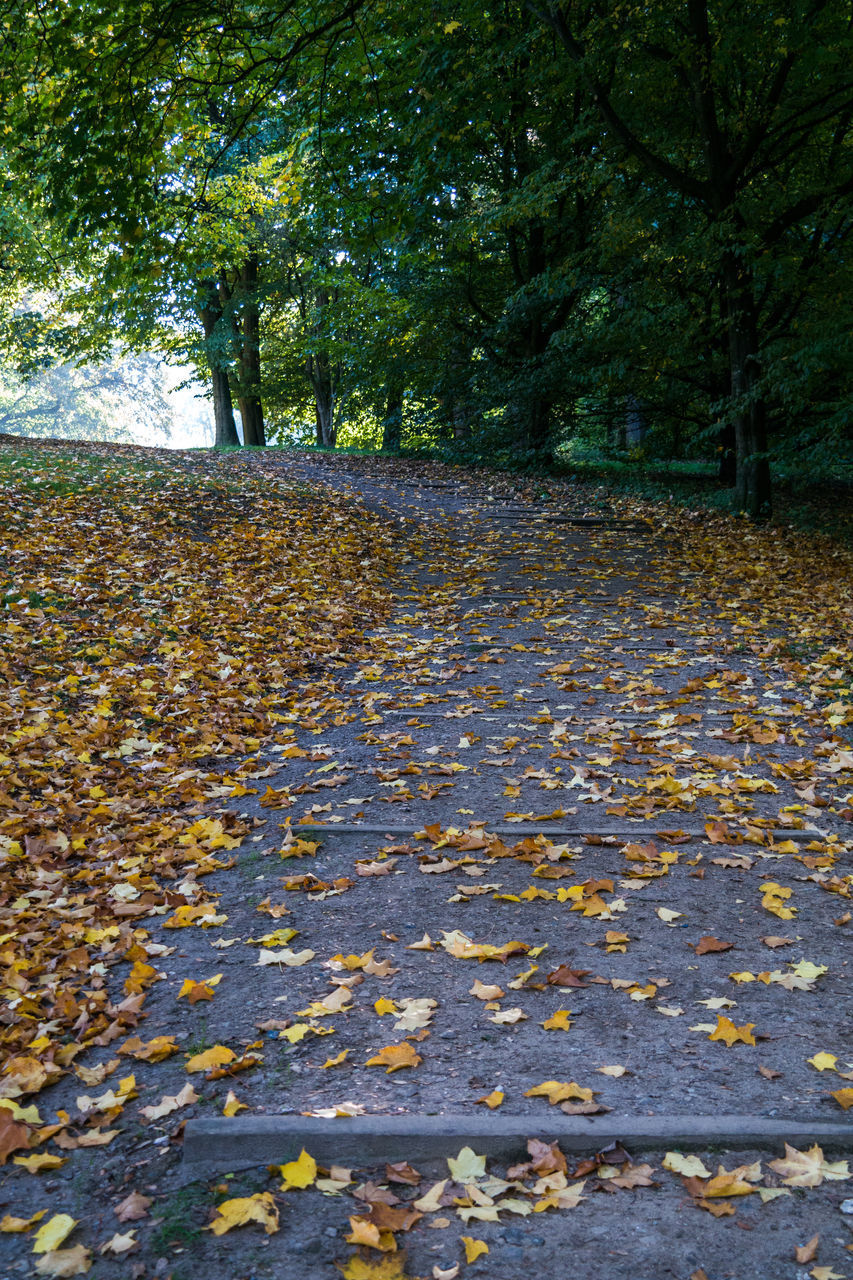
1;0;851;515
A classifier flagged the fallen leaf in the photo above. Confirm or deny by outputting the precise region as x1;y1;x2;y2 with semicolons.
208;1193;279;1235
33;1215;77;1253
795;1235;820;1264
708;1016;756;1047
279;1149;317;1190
662;1152;712;1177
114;1193;151;1223
462;1237;489;1262
185;1045;236;1073
769;1144;850;1187
33;1245;92;1276
477;1090;504;1109
365;1043;422;1073
447;1148;487;1182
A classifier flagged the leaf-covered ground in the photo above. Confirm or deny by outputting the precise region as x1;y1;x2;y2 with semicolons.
1;440;852;1279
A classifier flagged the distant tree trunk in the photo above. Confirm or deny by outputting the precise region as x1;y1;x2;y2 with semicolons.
718;421;737;484
625;395;646;447
381;378;404;452
724;257;771;519
307;289;337;447
235;257;265;447
199;282;240;448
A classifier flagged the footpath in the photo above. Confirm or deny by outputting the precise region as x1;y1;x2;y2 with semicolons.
2;451;852;1280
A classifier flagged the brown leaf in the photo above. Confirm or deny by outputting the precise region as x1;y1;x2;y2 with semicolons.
0;1110;31;1165
794;1234;819;1264
547;966;590;987
114;1193;151;1223
385;1161;422;1185
693;936;733;954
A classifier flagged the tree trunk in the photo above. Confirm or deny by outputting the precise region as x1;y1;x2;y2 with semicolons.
311;354;336;448
725;258;772;519
625;395;646;447
236;257;265;447
212;368;239;446
381;379;404;452
199;285;240;448
718;421;737;484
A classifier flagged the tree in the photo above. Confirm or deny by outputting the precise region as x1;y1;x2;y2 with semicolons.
528;0;853;516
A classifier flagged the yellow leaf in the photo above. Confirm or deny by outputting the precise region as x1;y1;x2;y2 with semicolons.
447;1148;486;1181
13;1154;67;1173
708;1016;756;1047
662;1152;712;1177
33;1214;77;1254
596;1065;628;1078
345;1217;397;1250
338;1256;408;1280
524;1080;593;1105
1;1209;46;1232
462;1236;489;1262
279;1149;317;1190
321;1049;350;1069
830;1088;853;1110
365;1043;422;1073
808;1053;839;1072
208;1193;279;1236
476;1090;504;1109
374;998;399;1016
185;1045;235;1073
0;1099;42;1124
223;1090;247;1116
542;1010;572;1031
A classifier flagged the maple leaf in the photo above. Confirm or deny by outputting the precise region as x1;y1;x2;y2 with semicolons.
114;1193;151;1223
365;1043;422;1073
469;980;505;1000
279;1149;317;1189
138;1082;198;1120
542;1010;573;1030
693;936;733;954
462;1237;489;1262
185;1045;236;1073
708;1016;756;1046
768;1144;850;1187
208;1193;280;1236
0;1209;47;1233
0;1109;31;1165
477;1089;504;1108
525;1081;594;1105
33;1245;93;1276
663;1152;712;1177
33;1215;77;1254
99;1231;138;1256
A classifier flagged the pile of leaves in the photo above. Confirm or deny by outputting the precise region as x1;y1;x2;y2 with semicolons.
0;438;399;1091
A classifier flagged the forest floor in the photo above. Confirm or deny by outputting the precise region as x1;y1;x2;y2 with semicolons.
0;438;852;1279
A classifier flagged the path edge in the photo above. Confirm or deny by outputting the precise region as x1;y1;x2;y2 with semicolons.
180;1113;853;1181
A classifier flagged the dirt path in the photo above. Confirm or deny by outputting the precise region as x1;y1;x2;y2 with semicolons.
2;453;851;1280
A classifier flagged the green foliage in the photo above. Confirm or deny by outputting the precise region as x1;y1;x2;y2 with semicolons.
0;0;850;507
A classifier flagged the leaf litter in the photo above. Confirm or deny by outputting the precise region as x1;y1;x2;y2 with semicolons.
1;441;852;1276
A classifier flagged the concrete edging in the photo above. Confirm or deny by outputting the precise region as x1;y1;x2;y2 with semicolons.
181;1113;853;1180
